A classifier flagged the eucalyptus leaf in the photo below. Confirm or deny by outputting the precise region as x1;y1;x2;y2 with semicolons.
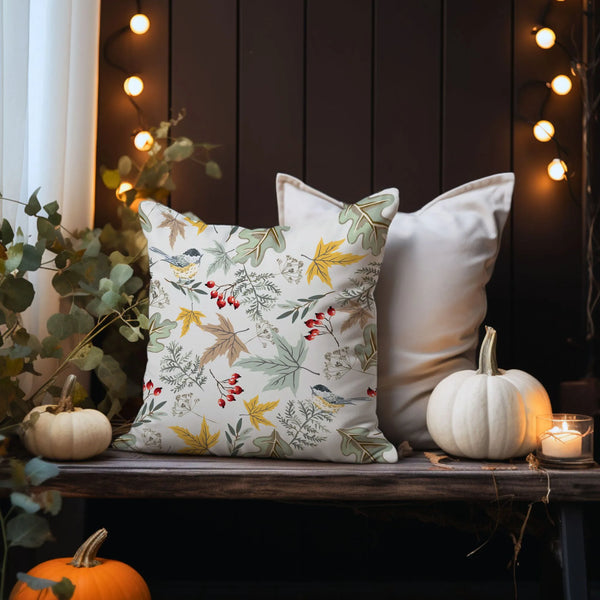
10;492;41;514
34;490;63;515
96;354;127;395
6;513;51;548
119;324;143;342
43;200;59;216
1;218;14;244
110;263;134;289
5;243;24;272
118;155;133;176
17;572;59;591
71;344;104;371
52;577;76;600
25;457;59;485
37;217;58;244
163;136;195;162
18;244;43;272
24;187;41;216
205;160;222;179
0;276;35;312
41;335;63;359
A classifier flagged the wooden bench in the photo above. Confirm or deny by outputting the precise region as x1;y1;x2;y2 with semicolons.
23;449;600;599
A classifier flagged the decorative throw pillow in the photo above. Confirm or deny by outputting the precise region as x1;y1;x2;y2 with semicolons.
115;190;399;463
277;173;513;449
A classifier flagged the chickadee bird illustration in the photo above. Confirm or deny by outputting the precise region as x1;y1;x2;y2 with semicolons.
150;247;202;279
310;384;371;412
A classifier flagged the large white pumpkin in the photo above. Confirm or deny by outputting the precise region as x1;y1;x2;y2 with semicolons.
425;326;552;460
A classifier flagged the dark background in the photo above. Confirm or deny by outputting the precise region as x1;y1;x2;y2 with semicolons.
83;0;598;597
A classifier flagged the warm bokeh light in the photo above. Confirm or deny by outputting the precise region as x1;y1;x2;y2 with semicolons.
535;27;556;49
123;75;144;97
551;75;572;95
134;130;154;151
533;120;555;142
547;158;568;181
130;13;150;34
116;182;134;201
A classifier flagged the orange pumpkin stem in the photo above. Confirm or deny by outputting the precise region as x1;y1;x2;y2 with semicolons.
69;528;108;568
477;325;500;376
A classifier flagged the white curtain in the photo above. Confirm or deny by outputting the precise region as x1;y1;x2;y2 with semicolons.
0;0;100;340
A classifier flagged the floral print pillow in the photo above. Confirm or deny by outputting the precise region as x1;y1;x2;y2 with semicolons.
115;188;399;463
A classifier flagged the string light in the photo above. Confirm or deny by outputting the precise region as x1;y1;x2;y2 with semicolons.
134;130;154;151
533;120;555;142
547;158;568;181
550;74;572;95
535;27;556;49
130;13;150;34
123;75;144;97
116;182;133;201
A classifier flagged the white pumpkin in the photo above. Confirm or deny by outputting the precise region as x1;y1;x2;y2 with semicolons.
22;375;112;460
425;326;552;460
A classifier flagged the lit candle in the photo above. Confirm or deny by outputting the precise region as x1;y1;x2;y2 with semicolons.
541;420;583;459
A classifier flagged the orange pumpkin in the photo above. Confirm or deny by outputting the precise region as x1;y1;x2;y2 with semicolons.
10;529;151;599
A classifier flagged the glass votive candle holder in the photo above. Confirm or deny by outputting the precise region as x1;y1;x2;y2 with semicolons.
536;413;594;468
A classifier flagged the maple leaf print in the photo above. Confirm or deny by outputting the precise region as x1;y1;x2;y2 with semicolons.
176;307;206;336
232;226;288;267
158;211;187;248
306;239;364;288
184;215;207;234
338;193;397;255
243;395;280;429
199;313;250;366
170;418;220;454
339;300;373;333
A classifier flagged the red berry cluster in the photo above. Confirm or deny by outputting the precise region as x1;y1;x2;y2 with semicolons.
304;306;336;341
144;380;162;397
367;387;377;397
206;281;240;309
216;373;243;408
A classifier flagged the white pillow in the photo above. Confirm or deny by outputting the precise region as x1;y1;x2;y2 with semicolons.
277;172;513;448
115;191;399;463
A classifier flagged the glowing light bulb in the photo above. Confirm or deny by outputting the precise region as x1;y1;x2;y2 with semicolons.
116;182;133;201
547;158;567;181
551;75;572;95
123;75;144;97
130;13;150;34
134;130;154;151
533;120;555;142
535;27;556;49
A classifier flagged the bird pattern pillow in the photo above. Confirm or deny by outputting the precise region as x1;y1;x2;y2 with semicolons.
115;192;399;463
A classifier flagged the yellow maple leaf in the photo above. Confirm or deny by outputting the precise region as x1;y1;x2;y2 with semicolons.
184;215;208;234
243;395;280;430
170;418;220;454
177;307;205;336
306;238;365;287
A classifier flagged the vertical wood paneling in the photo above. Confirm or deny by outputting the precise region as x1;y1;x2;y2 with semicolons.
95;0;169;227
443;0;513;366
373;0;442;210
238;0;305;228
443;0;513;188
305;0;372;201
170;0;237;223
512;0;583;399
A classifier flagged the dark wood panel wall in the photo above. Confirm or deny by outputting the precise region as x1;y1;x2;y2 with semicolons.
96;0;586;405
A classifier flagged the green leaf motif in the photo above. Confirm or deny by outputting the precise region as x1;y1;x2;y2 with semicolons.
236;333;308;394
17;574;75;600
232;226;288;267
354;323;377;372
338;193;396;256
338;427;396;463
6;513;52;548
248;429;293;459
147;311;177;352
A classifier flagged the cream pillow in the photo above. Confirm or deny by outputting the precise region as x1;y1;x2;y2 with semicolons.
277;173;513;448
115;191;399;463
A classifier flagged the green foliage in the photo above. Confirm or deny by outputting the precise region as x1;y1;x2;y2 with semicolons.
0;114;220;434
0;453;73;599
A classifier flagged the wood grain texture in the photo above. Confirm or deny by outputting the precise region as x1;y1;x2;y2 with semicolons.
15;450;600;502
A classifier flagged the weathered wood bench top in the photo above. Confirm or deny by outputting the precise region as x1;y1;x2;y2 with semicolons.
24;449;600;503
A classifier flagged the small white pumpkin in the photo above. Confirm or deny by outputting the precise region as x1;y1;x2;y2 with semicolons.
426;326;552;460
22;375;112;460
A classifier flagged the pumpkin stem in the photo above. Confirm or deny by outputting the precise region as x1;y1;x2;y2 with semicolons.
69;528;107;568
55;374;77;413
477;326;501;376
